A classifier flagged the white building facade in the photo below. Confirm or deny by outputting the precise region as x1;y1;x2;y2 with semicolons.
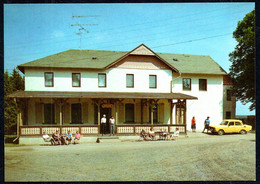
9;44;236;141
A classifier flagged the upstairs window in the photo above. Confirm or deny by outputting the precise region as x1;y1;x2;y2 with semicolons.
98;73;106;87
149;75;157;88
226;111;231;119
183;78;191;91
227;89;231;101
126;74;134;88
199;79;207;91
72;73;81;87
44;72;54;87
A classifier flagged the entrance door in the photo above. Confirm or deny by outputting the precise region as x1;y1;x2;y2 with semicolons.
100;105;112;134
44;104;55;124
71;103;82;124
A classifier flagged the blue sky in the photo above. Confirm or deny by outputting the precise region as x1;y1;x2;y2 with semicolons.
4;3;255;115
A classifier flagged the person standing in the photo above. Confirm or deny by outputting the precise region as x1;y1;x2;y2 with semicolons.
202;116;210;133
101;114;107;136
191;116;196;132
109;116;115;136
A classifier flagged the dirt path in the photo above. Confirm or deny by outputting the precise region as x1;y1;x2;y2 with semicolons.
5;133;255;181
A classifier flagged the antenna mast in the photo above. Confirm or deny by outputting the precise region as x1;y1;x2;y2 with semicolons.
71;15;98;49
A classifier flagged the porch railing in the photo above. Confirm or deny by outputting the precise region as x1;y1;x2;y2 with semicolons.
20;124;186;136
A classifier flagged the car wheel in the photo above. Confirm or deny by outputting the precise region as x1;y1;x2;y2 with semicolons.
240;130;247;134
218;130;224;135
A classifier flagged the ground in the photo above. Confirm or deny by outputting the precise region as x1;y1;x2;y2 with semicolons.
5;132;255;182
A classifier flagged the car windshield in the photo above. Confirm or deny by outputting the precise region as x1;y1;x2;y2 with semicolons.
220;121;229;125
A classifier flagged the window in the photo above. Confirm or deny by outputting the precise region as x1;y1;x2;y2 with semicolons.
44;104;55;124
125;104;134;123
183;78;191;90
44;72;54;87
199;79;207;91
72;73;81;87
235;122;242;126
71;103;82;124
226;111;231;119
229;122;234;126
126;74;134;88
98;73;106;87
149;75;157;88
227;89;231;101
149;104;158;124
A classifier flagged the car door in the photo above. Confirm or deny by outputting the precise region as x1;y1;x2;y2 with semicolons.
234;121;243;133
226;121;235;133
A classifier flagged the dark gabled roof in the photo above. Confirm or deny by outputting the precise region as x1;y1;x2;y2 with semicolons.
18;49;128;73
8;91;198;100
156;52;227;75
17;44;227;75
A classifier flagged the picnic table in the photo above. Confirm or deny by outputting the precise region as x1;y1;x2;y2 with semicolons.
155;131;170;140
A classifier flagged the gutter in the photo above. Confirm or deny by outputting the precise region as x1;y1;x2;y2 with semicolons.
171;72;182;93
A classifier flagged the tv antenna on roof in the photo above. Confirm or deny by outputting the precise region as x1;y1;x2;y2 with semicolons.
71;15;98;49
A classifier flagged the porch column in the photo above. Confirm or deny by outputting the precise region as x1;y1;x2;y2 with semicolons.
183;99;187;134
98;102;100;132
115;101;118;125
141;100;143;123
169;99;172;124
55;99;66;126
59;104;62;126
150;101;153;126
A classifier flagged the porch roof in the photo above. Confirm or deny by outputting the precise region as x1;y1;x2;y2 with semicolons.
8;91;198;100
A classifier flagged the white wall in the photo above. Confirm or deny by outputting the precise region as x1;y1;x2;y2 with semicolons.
25;68;172;93
172;73;224;130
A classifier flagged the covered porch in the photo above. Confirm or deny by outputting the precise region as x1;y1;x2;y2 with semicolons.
8;91;197;137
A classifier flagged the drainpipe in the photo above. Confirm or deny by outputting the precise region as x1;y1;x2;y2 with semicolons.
171;72;182;93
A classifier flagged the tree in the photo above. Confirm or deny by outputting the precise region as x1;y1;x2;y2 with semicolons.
4;69;24;134
229;10;255;111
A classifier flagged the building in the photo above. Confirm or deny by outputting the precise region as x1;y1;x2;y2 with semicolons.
8;44;236;143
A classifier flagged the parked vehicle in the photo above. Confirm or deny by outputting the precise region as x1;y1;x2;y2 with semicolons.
209;119;252;135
